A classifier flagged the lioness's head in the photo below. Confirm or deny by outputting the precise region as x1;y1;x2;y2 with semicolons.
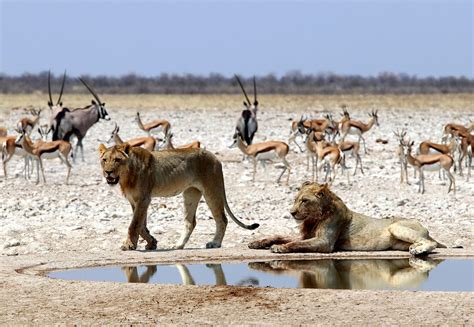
290;182;335;222
98;143;132;185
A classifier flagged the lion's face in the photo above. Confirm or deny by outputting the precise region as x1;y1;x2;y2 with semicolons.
98;143;131;185
290;182;330;222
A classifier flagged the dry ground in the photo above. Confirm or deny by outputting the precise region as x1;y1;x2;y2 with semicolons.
0;93;473;324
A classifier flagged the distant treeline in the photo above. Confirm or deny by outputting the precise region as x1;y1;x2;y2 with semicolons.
1;71;473;94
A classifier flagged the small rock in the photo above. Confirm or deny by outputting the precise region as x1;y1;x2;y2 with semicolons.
397;199;409;206
3;240;20;249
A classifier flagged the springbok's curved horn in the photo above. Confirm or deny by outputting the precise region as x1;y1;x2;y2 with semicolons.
48;71;53;106
234;74;251;106
57;70;66;105
79;77;102;105
253;76;258;106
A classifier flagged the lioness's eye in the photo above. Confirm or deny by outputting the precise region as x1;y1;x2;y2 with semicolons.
114;158;121;163
102;158;106;162
301;199;308;204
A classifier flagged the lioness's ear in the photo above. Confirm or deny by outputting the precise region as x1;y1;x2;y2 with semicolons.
98;144;107;157
116;143;131;158
302;181;312;187
321;183;329;190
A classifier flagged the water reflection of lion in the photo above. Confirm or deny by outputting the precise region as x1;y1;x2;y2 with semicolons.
249;182;445;255
249;258;441;290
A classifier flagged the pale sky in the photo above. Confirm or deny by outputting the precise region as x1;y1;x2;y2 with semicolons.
1;0;472;77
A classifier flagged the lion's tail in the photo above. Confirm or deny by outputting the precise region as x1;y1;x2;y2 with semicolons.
223;188;259;230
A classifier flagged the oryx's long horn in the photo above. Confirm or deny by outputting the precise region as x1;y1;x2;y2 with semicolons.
253;76;258;106
48;70;53;106
79;77;102;105
234;74;251;106
57;70;66;105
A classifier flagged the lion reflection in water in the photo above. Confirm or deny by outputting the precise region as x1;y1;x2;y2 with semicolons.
249;258;441;290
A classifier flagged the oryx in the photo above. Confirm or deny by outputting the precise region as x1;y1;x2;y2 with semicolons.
52;77;110;161
234;75;258;145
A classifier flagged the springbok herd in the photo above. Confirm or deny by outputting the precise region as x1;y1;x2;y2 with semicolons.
0;74;472;196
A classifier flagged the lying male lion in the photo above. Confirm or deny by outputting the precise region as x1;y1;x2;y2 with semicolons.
99;143;259;250
249;182;444;255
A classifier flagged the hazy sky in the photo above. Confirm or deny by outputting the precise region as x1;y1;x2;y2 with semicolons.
1;0;472;77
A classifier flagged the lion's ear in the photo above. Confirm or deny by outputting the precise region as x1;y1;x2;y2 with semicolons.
98;144;107;157
302;181;313;187
116;143;131;158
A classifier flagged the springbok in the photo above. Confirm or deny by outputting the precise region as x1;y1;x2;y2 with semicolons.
453;130;474;177
16;129;72;184
52;77;111;161
135;112;171;137
234;75;258;145
394;130;409;184
441;122;474;143
340;109;379;153
402;140;455;194
1;135;30;179
17;108;42;135
107;123;157;152
160;133;201;150
230;132;290;184
305;130;344;184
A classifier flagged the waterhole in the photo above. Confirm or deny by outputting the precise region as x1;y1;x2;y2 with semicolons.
48;258;473;291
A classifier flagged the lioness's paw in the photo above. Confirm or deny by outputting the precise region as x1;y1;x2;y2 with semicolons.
145;239;157;250
248;241;267;249
206;241;221;249
270;244;289;253
121;240;137;251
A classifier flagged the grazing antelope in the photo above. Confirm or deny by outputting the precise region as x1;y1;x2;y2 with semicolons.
161;133;201;150
108;123;156;152
402;140;455;194
340;110;379;154
230;132;290;184
1;135;31;179
0;127;8;137
16;129;72;184
17;108;42;135
394;130;409;184
52;77;111;161
135;112;171;137
234;75;258;145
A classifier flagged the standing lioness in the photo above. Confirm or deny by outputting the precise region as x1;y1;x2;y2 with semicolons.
99;143;259;250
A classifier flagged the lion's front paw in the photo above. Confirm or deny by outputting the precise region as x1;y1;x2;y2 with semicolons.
248;240;268;249
145;238;157;250
121;239;137;251
270;244;289;253
206;241;221;249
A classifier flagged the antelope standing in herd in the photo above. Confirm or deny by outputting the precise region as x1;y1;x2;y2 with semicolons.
400;138;455;194
17;108;42;135
108;123;156;151
304;129;344;184
15;129;72;184
135;112;171;137
52;77;111;161
234;75;258;145
230;132;290;184
340;109;379;153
